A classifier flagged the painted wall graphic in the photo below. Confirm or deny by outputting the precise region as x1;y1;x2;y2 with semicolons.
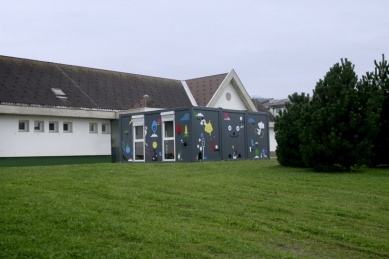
151;120;158;137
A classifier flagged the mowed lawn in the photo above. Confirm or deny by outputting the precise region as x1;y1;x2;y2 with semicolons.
0;160;388;259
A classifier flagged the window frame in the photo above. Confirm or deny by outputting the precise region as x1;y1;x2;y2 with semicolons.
161;112;175;162
48;121;59;133
34;120;44;132
101;123;110;134
89;123;98;133
18;120;29;132
63;122;73;133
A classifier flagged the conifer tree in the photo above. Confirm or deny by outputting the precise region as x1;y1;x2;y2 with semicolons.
275;92;310;167
366;55;389;166
300;59;379;172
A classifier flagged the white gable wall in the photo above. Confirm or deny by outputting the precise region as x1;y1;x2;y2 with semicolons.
212;82;247;110
0;115;111;157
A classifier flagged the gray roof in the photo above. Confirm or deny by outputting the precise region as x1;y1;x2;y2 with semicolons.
0;55;192;110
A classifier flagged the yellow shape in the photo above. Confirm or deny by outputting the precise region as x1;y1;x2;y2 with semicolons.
152;142;158;149
129;119;133;125
204;120;213;136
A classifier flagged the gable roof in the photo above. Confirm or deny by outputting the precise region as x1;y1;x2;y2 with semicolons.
184;73;228;107
207;69;257;111
0;55;191;110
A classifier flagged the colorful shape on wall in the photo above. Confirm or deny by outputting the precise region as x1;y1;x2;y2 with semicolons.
180;113;190;121
125;144;131;154
248;118;256;124
251;139;254;146
159;151;162;156
255;149;259;158
224;112;230;120
129;119;133;125
181;139;189;149
197;133;207;160
261;149;268;158
183;125;189;137
228;125;239;138
124;130;129;135
157;118;161;125
204;120;213;136
255;121;265;138
151;120;158;137
210;140;220;152
176;124;182;135
152;142;158;149
196;112;204;119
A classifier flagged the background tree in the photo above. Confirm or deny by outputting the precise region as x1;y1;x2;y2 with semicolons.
299;59;380;172
366;55;389;167
275;92;310;167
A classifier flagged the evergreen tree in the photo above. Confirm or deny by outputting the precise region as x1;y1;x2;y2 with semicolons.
367;55;389;167
300;59;379;172
275;92;310;167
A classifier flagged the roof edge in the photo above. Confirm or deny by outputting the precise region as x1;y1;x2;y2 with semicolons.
181;80;198;106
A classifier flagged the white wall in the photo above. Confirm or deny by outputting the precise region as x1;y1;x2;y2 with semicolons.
212;82;247;110
0;115;111;157
269;123;277;155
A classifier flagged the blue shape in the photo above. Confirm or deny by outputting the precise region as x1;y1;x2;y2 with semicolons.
180;113;190;121
251;139;254;146
151;120;158;137
203;156;208;160
200;133;204;137
159;152;162;156
248;118;256;123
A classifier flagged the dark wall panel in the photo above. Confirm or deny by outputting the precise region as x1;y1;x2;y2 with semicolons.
221;110;246;160
193;108;221;161
174;109;193;162
144;113;163;162
246;112;270;159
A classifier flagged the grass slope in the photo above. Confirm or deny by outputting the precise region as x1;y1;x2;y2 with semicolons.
1;160;388;258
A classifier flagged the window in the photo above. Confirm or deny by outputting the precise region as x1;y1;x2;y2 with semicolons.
63;122;72;133
161;111;175;161
18;120;29;132
49;121;58;133
132;115;145;162
102;123;110;134
89;123;97;133
34;121;44;132
134;125;144;161
51;88;68;99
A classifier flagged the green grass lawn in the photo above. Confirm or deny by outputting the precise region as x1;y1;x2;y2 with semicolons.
1;160;388;259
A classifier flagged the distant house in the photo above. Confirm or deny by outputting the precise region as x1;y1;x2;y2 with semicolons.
259;98;289;117
0;55;271;166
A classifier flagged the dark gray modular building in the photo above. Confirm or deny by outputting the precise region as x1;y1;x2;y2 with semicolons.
120;107;270;162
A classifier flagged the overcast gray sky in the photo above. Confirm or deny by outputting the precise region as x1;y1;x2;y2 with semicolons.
1;1;388;99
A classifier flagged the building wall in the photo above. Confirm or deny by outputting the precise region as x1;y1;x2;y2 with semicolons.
269;124;277;157
212;82;247;110
0;115;111;157
119;107;270;163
